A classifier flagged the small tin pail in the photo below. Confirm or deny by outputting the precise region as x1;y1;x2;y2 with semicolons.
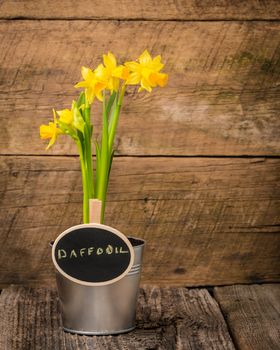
51;236;145;335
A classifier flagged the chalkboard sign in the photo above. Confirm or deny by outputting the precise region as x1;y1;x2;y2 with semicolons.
52;224;134;286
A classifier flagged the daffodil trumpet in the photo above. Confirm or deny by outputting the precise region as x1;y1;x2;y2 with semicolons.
40;50;168;224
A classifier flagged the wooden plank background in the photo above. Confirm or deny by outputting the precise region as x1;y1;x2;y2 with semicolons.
0;0;279;20
0;1;279;287
1;21;279;156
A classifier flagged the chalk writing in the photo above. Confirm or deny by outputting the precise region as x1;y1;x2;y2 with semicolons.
53;226;133;284
57;245;129;259
70;250;77;258
106;245;113;254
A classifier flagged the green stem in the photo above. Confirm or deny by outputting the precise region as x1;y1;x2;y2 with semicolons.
97;90;109;223
84;101;94;199
106;91;116;117
77;139;89;223
96;85;126;223
94;86;125;224
108;85;125;153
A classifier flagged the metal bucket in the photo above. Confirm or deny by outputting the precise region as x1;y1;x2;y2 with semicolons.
52;237;145;335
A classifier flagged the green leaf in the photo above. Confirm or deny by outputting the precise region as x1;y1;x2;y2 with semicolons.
108;102;121;152
96;91;109;202
95;140;100;159
76;92;86;121
94;140;100;190
77;91;85;109
106;91;116;120
77;129;84;144
58;120;78;140
108;94;117;135
72;101;85;134
108;150;114;181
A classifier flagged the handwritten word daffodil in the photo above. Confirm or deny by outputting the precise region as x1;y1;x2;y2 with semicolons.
40;109;62;150
125;49;168;92
94;52;129;93
75;66;106;103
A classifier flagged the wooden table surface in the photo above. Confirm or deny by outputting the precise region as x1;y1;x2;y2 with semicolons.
1;284;280;349
0;0;279;289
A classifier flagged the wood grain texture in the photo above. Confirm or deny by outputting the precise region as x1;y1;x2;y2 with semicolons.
0;20;279;156
0;286;235;350
214;284;280;350
1;156;279;287
0;0;279;20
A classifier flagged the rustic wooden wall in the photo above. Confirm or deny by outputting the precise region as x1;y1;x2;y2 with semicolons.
0;1;279;287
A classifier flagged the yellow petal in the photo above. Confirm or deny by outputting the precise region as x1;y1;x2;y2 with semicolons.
81;66;94;81
151;55;164;71
94;64;107;80
140;78;152;92
157;73;168;87
85;88;95;104
57;109;73;124
141;67;152;81
40;124;52;139
126;72;141;85
150;72;168;87
46;133;56;150
96;90;103;102
138;49;152;65
52;109;57;123
112;77;120;92
113;65;129;80
153;55;162;63
103;52;116;70
125;61;140;72
95;80;107;93
75;81;90;88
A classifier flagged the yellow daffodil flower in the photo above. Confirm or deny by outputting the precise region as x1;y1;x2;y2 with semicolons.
94;52;129;93
125;49;168;92
39;109;62;150
57;102;85;134
75;66;107;103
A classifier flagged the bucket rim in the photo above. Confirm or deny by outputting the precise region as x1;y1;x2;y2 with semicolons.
50;236;146;248
128;236;146;248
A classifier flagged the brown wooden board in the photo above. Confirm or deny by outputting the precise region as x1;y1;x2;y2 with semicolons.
0;286;235;350
214;284;280;350
0;21;279;156
0;0;279;20
0;156;279;287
